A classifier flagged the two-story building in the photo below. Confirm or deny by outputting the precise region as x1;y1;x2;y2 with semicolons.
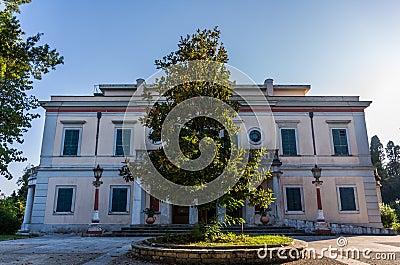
19;78;383;233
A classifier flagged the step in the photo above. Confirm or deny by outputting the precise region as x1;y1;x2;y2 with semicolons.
111;224;307;237
110;232;305;237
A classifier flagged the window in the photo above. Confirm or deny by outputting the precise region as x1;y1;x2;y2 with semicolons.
109;186;130;213
115;129;131;156
284;186;304;213
332;129;349;156
248;128;263;145
150;195;160;212
281;129;297;156
55;186;75;213
337;186;358;212
62;129;81;156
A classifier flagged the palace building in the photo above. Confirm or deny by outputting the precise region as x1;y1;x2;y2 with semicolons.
19;78;383;234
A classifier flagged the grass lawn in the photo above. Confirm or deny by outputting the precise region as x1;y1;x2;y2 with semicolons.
189;234;293;246
0;235;29;241
152;232;293;247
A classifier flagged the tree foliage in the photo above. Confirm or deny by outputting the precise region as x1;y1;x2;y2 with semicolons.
379;203;398;228
0;0;64;179
121;27;274;224
370;135;385;178
385;141;400;177
370;136;400;204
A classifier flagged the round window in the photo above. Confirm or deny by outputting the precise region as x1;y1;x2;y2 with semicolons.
248;128;263;145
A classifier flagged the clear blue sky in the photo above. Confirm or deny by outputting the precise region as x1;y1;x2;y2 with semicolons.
2;0;400;195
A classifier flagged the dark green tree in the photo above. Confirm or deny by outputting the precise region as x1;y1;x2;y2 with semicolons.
385;141;400;178
16;165;31;198
370;135;386;178
0;0;64;179
121;27;274;226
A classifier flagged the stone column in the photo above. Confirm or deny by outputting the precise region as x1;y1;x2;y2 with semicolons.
217;204;226;223
160;201;172;224
19;185;35;232
189;206;198;224
244;199;255;225
132;180;144;224
272;174;282;225
313;180;330;233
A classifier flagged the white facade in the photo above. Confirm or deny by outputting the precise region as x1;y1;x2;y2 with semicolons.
20;79;382;233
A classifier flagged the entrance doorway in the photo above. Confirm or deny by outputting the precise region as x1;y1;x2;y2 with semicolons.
227;207;243;219
198;207;216;224
172;205;189;224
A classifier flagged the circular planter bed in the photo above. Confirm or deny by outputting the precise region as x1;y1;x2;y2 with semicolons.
131;238;307;264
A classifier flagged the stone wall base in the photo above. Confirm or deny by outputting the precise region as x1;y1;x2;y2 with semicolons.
131;239;307;264
26;224;126;235
284;218;396;235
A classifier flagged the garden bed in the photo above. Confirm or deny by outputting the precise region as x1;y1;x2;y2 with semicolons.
0;235;28;241
131;232;305;264
148;234;293;248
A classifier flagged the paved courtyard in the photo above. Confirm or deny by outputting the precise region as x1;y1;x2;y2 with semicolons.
1;234;400;264
0;235;145;265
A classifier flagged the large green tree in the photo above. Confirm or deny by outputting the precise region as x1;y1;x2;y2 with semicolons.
370;135;386;178
385;140;400;178
380;140;400;203
121;27;274;225
0;0;63;179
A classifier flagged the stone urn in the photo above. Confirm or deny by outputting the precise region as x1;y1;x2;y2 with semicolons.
143;207;156;224
260;215;270;224
260;208;271;224
146;216;155;224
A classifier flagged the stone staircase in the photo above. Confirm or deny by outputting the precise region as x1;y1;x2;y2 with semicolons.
111;224;307;237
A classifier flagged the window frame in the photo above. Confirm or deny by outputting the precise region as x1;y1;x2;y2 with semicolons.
336;185;359;213
280;128;299;156
283;185;305;214
108;185;131;214
113;127;133;156
247;127;263;145
331;128;351;156
54;185;76;214
61;127;82;156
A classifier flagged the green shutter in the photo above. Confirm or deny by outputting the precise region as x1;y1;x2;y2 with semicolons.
339;187;357;211
115;129;131;156
63;129;80;156
332;129;349;155
111;188;128;212
56;188;73;212
286;187;302;211
281;129;297;156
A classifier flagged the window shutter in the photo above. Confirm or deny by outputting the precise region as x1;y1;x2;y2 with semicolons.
332;129;349;155
115;129;131;156
111;188;128;212
286;187;302;211
63;129;80;156
56;188;73;212
281;129;297;156
339;187;356;211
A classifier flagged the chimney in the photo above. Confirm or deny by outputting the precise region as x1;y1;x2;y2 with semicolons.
264;78;274;96
136;78;145;88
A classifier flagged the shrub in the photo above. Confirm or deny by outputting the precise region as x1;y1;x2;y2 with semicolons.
392;223;400;233
0;209;21;235
389;202;400;220
380;203;398;228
